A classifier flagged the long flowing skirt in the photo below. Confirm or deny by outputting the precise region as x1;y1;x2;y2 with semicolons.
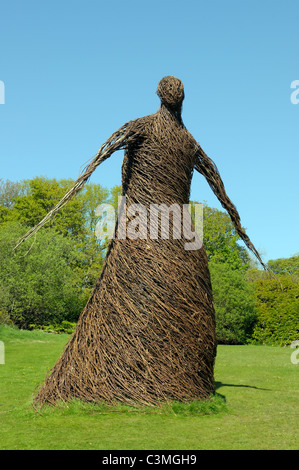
35;235;216;406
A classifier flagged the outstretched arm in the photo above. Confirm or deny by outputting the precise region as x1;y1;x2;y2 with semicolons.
194;143;269;271
14;118;145;250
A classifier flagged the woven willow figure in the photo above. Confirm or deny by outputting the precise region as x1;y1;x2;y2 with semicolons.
21;76;267;406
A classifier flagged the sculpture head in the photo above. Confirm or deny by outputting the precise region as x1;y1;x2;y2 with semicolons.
157;76;185;111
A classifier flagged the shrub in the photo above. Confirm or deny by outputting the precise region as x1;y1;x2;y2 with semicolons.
0;222;86;328
210;262;257;344
251;275;299;345
29;321;77;334
0;310;14;326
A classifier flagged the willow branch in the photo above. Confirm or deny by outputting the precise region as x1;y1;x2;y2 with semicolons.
13;119;143;252
194;143;278;279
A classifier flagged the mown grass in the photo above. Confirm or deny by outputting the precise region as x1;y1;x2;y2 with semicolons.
0;325;298;450
32;393;227;418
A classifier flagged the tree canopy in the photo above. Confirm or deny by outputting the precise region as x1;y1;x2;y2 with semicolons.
0;177;297;345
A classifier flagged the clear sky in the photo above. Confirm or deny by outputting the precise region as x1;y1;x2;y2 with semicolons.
1;0;298;264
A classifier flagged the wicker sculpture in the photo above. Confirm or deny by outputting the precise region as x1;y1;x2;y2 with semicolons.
18;76;267;406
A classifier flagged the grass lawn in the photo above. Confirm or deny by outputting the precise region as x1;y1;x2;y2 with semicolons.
0;325;298;450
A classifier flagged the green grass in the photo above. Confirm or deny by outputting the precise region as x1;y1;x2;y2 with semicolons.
0;325;298;450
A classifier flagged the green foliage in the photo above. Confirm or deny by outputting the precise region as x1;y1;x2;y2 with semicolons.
4;177;85;237
251;274;299;345
5;176;108;236
190;201;250;269
75;181;112;289
210;262;257;344
0;179;25;208
203;205;250;268
108;184;122;209
0;222;86;328
0;177;116;328
1;177;297;349
29;321;77;334
268;255;299;277
190;201;258;343
0;310;14;326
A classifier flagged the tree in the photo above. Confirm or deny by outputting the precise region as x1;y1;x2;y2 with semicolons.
251;274;299;345
209;262;257;344
189;202;257;343
245;254;299;345
75;181;111;289
190;202;250;269
0;222;86;328
6;177;87;238
268;255;299;278
0;179;25;208
0;178;124;328
1;177;113;288
108;184;122;209
203;204;251;268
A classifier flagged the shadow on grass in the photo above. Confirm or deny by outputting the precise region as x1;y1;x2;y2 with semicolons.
215;381;272;392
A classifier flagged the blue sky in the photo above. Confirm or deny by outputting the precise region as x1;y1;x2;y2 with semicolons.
0;0;298;264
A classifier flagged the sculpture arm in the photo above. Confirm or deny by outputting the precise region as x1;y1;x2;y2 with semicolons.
14;118;144;250
194;143;269;271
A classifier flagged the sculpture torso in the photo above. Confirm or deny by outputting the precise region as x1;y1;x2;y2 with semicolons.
121;107;197;207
